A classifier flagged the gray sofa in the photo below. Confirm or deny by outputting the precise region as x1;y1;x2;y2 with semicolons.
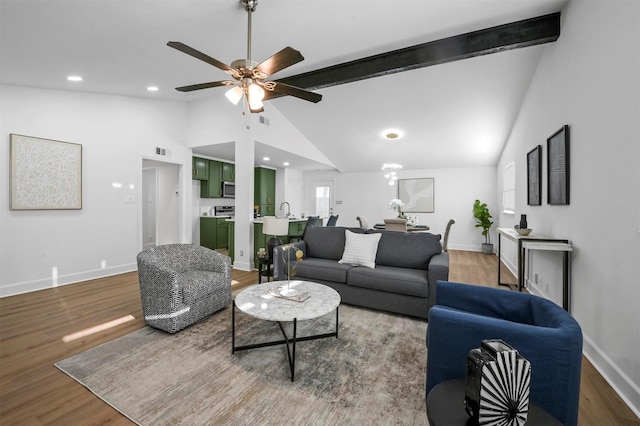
273;226;449;319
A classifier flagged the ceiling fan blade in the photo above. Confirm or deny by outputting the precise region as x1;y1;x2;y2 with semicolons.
255;47;304;77
175;81;232;92
265;82;322;103
167;41;233;74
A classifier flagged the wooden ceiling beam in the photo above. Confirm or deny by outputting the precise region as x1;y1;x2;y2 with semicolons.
276;12;560;91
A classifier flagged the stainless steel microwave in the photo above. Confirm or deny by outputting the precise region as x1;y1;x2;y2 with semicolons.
222;181;235;198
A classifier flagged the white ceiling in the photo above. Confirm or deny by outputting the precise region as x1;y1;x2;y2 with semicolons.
0;0;567;173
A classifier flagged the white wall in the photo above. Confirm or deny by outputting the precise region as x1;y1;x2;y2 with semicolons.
0;85;192;296
497;0;640;414
304;166;497;250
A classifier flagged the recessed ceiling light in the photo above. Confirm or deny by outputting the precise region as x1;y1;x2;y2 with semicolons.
263;157;270;161
283;162;290;166
382;129;403;140
67;75;83;82
147;86;159;92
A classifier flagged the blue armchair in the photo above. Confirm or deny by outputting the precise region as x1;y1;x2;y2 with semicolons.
426;281;582;426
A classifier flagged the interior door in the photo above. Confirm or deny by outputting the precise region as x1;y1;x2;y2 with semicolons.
310;180;334;222
142;167;157;249
142;159;181;247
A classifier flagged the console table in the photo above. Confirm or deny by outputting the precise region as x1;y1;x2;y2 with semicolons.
497;228;572;311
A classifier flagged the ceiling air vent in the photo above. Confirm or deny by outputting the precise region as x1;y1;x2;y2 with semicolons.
259;115;270;126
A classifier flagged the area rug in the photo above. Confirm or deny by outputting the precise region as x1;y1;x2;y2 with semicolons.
55;304;428;425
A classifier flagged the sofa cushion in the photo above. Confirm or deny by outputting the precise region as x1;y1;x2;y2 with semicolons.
304;226;365;260
347;264;429;297
339;230;382;268
366;230;442;269
290;257;355;284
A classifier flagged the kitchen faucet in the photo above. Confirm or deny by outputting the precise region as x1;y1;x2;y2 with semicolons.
280;201;291;218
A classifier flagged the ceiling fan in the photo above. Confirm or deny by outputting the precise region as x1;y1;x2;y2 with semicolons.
167;0;322;113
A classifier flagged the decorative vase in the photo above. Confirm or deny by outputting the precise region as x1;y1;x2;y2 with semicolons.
519;214;528;229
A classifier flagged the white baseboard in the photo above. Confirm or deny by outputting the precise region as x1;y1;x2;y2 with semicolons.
583;334;640;418
528;279;639;417
448;243;494;253
231;260;252;272
0;263;137;298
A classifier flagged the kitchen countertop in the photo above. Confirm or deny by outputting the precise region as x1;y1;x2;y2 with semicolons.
224;217;308;223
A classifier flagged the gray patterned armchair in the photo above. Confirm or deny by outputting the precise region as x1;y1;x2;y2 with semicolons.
136;244;232;333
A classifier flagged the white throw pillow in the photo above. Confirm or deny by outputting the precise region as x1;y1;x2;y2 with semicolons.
338;230;382;269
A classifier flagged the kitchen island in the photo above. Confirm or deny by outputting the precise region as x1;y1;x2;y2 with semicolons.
224;217;312;267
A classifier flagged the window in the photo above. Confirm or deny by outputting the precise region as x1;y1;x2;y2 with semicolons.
503;162;515;215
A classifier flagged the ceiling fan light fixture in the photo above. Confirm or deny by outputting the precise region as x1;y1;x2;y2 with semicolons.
225;86;244;105
168;0;321;113
248;82;265;102
249;99;264;112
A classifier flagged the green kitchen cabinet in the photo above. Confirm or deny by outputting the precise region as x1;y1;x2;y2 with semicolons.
254;222;268;269
228;221;234;263
200;217;229;250
288;221;305;239
192;157;209;180
216;220;229;249
254;167;275;216
200;217;218;250
222;162;235;182
259;203;275;216
201;160;222;198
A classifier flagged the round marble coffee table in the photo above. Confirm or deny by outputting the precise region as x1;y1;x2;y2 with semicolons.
232;280;341;381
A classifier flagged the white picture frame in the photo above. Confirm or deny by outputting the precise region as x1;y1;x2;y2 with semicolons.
398;178;434;213
10;134;83;210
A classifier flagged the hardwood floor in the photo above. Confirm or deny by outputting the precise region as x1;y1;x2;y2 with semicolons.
0;251;637;425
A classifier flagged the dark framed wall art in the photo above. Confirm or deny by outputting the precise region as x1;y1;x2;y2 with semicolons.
527;145;542;206
9;134;83;210
547;125;570;205
398;178;434;213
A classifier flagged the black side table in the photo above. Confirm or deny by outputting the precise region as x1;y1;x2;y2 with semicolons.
257;257;272;283
426;379;561;426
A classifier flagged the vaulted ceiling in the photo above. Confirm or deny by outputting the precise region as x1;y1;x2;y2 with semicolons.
0;0;568;172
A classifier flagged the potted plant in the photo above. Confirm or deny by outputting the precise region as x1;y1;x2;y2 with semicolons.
389;198;406;219
473;199;494;254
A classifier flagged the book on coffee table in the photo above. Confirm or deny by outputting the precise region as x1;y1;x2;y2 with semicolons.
269;289;310;303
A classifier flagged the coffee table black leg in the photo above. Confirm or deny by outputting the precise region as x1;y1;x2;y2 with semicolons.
231;300;236;354
234;309;338;382
277;318;297;382
292;319;297;382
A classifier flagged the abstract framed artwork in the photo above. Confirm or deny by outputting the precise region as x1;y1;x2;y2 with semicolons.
527;145;542;206
547;125;570;205
10;134;82;210
398;178;434;213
